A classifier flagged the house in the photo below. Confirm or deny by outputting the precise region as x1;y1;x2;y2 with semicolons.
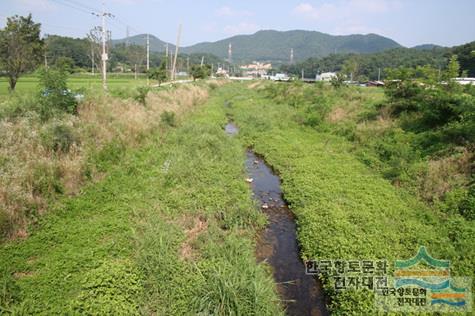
240;62;272;77
366;80;385;87
454;77;475;85
316;72;337;81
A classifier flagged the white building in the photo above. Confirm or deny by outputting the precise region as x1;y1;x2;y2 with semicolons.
240;62;272;77
316;72;337;81
454;77;475;85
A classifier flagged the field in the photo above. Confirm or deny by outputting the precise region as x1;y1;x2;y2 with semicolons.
0;80;473;315
0;73;149;98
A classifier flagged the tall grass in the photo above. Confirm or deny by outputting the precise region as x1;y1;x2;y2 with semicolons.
0;84;208;239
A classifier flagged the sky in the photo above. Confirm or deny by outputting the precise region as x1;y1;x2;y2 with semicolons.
1;0;474;48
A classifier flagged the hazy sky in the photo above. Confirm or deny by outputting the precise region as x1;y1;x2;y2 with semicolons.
1;0;474;47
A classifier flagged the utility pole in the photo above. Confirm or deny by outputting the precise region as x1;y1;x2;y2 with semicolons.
171;24;182;81
101;6;107;91
165;43;169;70
378;68;381;81
200;56;204;67
93;3;113;91
169;51;173;78
290;48;294;64
126;26;130;47
228;43;232;64
301;69;304;80
146;33;150;72
187;56;190;74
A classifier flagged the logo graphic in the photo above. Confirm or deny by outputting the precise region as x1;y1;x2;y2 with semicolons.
375;246;472;313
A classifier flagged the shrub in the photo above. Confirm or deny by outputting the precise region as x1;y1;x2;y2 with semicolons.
41;123;77;153
208;82;218;90
0;208;10;238
31;163;63;198
37;67;77;120
160;111;176;127
133;86;150;106
459;183;475;220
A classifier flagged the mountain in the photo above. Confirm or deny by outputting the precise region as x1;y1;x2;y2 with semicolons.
412;44;444;50
113;30;402;63
112;34;174;52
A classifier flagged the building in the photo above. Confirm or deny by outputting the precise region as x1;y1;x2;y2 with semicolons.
454;77;475;85
240;62;272;77
316;72;337;81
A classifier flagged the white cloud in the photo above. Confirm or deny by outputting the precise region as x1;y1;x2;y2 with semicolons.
215;6;254;17
223;22;259;36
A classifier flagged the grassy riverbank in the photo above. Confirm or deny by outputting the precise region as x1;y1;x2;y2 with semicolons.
226;82;474;315
0;83;283;314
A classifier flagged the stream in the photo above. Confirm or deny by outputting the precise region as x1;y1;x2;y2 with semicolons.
225;122;329;316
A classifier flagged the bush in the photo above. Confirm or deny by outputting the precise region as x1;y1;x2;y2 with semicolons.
0;208;10;238
160;111;176;127
37;67;77;120
459;183;475;220
133;86;150;106
31;163;63;198
41;123;77;153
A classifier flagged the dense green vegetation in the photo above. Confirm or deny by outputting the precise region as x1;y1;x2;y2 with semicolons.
182;30;401;63
46;34;224;74
0;83;283;314
226;81;474;314
282;41;475;80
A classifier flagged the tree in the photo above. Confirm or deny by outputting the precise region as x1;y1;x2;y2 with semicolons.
148;59;168;86
190;64;211;81
330;72;346;89
446;55;460;80
0;15;43;91
54;56;75;73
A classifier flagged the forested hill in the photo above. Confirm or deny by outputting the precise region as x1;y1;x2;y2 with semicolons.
282;41;475;80
113;30;402;62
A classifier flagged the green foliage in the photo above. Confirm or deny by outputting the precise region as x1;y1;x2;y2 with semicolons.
41;122;77;153
148;59;168;86
184;30;400;62
92;140;126;172
330;72;346;89
190;64;211;81
73;260;142;315
133;86;150;105
160;110;176;127
31;163;63;198
224;82;475;314
0;14;44;91
384;64;475;150
54;56;75;73
452;41;475;76
281;46;449;81
37;67;77;120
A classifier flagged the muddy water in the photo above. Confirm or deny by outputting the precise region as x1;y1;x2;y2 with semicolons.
225;123;329;316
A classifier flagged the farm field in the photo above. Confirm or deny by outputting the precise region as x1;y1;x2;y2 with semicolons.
0;73;149;98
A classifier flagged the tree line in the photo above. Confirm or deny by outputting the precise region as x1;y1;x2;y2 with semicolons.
0;14;223;91
281;44;475;81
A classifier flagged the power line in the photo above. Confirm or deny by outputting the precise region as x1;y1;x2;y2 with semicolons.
49;0;96;15
60;0;101;13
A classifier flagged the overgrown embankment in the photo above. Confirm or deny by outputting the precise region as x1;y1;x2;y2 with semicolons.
0;83;207;238
0;82;283;315
226;82;474;315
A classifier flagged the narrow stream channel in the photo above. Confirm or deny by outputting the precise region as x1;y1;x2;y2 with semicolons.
225;122;329;316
